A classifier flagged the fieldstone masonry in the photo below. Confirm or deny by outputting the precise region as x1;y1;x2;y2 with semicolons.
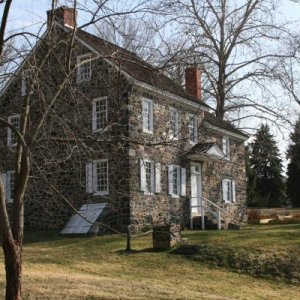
0;7;248;233
153;224;181;249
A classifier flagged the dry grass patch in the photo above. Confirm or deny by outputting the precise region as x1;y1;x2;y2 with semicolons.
0;226;300;299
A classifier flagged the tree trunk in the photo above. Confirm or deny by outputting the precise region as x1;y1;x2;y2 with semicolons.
2;237;22;300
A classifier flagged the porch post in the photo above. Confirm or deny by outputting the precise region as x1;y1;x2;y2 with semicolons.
190;197;193;230
218;210;221;230
201;196;205;230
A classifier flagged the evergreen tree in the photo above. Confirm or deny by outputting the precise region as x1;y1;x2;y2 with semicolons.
248;124;286;207
245;146;259;207
287;117;300;207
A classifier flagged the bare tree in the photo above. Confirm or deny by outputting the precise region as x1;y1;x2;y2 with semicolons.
153;0;296;127
0;1;149;299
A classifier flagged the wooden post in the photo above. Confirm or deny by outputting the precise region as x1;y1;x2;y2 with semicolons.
126;226;131;252
218;210;221;230
201;197;205;230
190;198;193;230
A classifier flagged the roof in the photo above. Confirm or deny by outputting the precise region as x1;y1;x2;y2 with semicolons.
0;24;247;139
76;29;210;108
188;142;216;154
186;142;224;161
203;112;249;139
76;30;248;137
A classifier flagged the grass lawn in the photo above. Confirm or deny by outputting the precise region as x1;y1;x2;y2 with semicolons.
0;224;299;299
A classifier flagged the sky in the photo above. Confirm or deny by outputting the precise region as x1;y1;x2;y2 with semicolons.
1;0;300;170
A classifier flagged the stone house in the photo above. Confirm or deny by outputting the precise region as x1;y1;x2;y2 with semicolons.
0;6;248;233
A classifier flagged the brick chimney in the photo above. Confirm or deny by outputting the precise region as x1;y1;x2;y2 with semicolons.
185;67;202;101
47;6;77;29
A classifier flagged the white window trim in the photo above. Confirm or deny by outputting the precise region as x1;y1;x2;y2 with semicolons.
222;136;230;160
169;107;179;140
168;164;186;198
92;96;108;132
7;114;20;146
142;98;154;134
76;53;92;84
93;159;109;196
140;159;161;195
86;159;109;196
141;158;154;195
21;72;27;97
222;179;236;203
2;171;14;203
189;113;198;144
21;69;33;97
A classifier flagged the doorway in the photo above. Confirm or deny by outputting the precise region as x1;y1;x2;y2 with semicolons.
190;164;202;214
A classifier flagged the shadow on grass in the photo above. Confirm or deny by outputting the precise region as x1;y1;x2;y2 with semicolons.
115;247;168;255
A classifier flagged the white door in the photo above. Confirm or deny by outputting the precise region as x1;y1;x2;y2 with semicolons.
191;164;202;214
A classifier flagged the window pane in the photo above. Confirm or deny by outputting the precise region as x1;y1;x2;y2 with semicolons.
143;100;152;132
145;161;153;193
7;172;15;201
173;167;179;195
78;55;91;82
95;161;108;192
226;181;231;202
170;108;178;137
189;114;196;143
223;137;230;158
8;115;20;145
94;98;107;130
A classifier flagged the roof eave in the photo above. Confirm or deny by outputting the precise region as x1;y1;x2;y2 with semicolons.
133;80;210;112
203;121;249;141
0;29;49;98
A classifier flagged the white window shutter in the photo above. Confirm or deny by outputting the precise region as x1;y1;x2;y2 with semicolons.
6;173;11;201
155;162;161;193
180;167;186;196
175;111;179;136
232;181;236;202
168;165;173;195
222;179;227;202
195;119;198;143
92;104;96;132
142;100;148;130
1;173;7;200
86;163;93;194
150;102;153;132
140;160;146;191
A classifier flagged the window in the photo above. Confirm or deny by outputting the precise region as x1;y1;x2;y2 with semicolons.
7;114;20;146
222;179;236;203
142;98;153;133
140;159;161;194
222;136;230;160
168;164;186;197
86;160;109;195
77;53;91;83
1;171;15;203
92;97;108;132
172;166;180;195
169;107;179;139
145;161;154;193
21;69;33;96
189;114;198;144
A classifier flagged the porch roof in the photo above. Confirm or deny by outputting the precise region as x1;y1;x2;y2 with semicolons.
186;142;224;162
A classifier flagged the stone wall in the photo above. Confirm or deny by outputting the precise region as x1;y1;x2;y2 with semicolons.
0;27;133;231
0;26;247;232
127;86;247;230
